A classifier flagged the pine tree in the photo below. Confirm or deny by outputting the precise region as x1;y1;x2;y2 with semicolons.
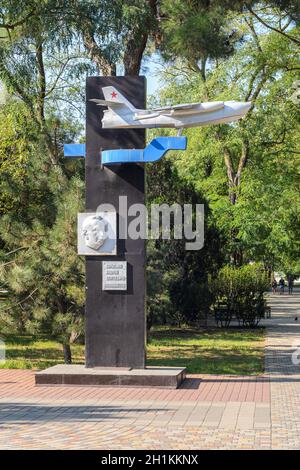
0;99;85;363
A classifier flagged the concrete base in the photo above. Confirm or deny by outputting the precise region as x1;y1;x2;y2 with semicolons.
35;365;186;389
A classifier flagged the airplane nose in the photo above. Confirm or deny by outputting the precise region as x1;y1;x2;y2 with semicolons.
226;100;252;116
232;101;251;117
241;101;252;113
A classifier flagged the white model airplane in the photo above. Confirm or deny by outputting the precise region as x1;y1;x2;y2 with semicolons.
90;86;251;133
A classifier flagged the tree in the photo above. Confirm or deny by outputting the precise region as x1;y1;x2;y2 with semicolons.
159;0;245;83
247;1;300;46
0;172;85;362
0;1;92;166
146;157;224;328
0;0;156;361
0;1;160;77
153;6;299;267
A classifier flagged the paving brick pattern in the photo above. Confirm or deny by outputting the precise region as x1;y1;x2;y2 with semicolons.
265;293;300;449
0;293;299;449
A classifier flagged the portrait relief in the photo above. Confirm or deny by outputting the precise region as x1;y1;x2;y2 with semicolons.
78;212;117;255
82;214;108;250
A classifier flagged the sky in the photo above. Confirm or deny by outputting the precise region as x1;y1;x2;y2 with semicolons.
142;53;164;96
0;53;164;109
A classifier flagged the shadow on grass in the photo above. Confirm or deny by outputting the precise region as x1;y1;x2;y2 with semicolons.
148;327;265;344
147;327;264;375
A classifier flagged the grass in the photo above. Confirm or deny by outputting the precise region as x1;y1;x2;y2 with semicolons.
147;326;265;375
0;326;265;375
0;335;85;370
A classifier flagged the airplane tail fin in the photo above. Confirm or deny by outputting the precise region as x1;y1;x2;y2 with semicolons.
101;86;136;111
89;86;137;113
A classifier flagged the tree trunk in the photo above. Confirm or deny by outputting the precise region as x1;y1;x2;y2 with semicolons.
123;0;158;75
34;37;62;165
123;32;148;75
234;139;250;187
70;330;79;344
83;32;116;76
223;148;236;204
35;40;46;125
63;343;72;364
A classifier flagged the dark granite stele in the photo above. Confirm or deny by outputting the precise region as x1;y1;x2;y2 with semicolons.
35;365;186;389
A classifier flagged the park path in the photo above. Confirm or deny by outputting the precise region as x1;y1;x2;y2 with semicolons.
0;293;299;449
265;291;300;449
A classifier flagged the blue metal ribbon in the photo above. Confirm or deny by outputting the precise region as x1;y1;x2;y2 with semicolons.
64;137;187;164
64;143;86;158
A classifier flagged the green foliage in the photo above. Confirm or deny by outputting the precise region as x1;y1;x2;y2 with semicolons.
0;101;37;213
0;192;84;365
0;176;85;344
154;13;300;271
160;0;244;69
214;263;269;301
0;93;85;360
146;158;225;329
212;263;270;326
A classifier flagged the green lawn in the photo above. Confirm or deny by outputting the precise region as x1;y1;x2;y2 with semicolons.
0;335;85;370
147;327;265;375
0;327;265;375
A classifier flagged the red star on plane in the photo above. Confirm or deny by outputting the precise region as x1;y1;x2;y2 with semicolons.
111;91;117;99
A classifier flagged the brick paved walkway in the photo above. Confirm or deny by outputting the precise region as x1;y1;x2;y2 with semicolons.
0;292;299;449
265;292;300;449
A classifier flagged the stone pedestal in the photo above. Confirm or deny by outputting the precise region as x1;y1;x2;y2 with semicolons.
35;365;186;389
85;76;146;368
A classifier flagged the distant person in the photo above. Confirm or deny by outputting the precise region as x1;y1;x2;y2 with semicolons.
279;277;285;295
272;279;278;294
288;277;294;295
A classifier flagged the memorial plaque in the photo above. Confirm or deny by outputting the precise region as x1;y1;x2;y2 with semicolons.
102;261;127;291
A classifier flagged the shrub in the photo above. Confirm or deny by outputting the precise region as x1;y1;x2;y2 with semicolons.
212;263;269;327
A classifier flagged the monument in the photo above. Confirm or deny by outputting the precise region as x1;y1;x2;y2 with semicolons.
35;76;250;388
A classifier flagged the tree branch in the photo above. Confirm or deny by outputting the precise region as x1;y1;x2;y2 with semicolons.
244;15;262;53
244;69;269;117
3;247;27;257
45;56;77;98
0;10;36;30
234;138;250;187
248;6;300;46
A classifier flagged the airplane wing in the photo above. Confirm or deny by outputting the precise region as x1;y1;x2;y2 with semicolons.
152;103;199;112
134;101;225;120
133;112;161;120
